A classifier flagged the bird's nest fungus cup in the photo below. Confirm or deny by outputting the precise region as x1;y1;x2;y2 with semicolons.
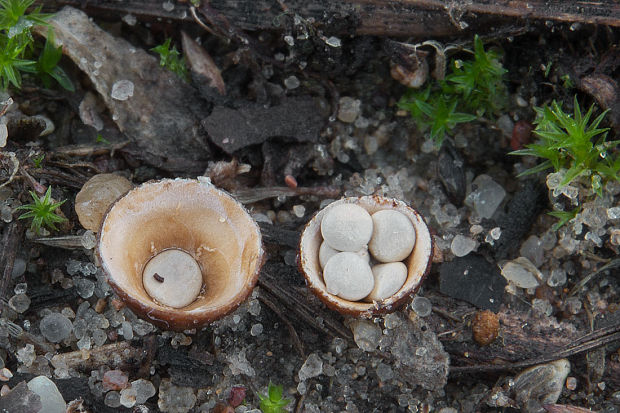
98;178;264;331
299;196;433;317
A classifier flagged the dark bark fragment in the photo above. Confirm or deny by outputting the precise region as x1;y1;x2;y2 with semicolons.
202;97;327;154
493;179;547;259
439;254;506;311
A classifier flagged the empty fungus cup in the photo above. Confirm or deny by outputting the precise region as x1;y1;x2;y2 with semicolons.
98;178;264;331
299;196;433;317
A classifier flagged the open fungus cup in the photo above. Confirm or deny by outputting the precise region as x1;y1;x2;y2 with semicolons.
98;178;264;331
299;196;433;317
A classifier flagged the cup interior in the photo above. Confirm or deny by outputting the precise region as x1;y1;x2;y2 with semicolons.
98;179;264;330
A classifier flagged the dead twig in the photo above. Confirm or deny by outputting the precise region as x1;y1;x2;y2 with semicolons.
568;258;620;297
259;268;353;342
51;141;130;158
234;186;340;204
44;0;620;37
189;5;223;39
29;167;88;189
0;152;19;189
432;306;462;323
294;393;306;413
449;325;620;375
46;160;103;175
50;340;146;372
0;221;23;311
258;289;305;358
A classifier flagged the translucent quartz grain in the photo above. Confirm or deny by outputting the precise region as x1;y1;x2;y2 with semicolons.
142;249;202;308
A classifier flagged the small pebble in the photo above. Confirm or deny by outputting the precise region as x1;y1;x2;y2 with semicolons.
27;376;66;413
366;262;407;301
321;204;373;252
111;79;134;101
337;97;361;123
40;313;73;343
142;249;203;308
411;296;432;317
450;235;476;257
0;368;12;381
292;205;305;218
103;370;129;391
323;252;374;301
368;210;416;262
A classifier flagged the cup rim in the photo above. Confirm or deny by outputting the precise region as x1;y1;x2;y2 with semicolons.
298;195;433;317
97;178;265;331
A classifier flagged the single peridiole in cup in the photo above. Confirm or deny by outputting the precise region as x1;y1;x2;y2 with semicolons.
98;178;264;331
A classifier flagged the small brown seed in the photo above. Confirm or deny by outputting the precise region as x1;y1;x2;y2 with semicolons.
472;310;500;346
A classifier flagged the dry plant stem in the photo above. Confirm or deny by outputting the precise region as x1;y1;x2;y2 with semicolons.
45;0;620;36
19;167;46;194
52;141;130;158
258;289;305;358
431;306;462;323
0;221;23;311
46;160;103;175
2;320;55;354
33;235;87;249
258;222;300;249
449;327;620;375
189;6;222;39
294;393;306;413
0;152;19;189
50;340;145;372
234;186;340;204
568;258;620;297
30;167;88;189
258;269;353;342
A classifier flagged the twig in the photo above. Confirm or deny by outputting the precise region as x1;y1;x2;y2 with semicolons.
259;269;353;342
258;289;305;358
0;152;19;189
432;306;462;323
19;166;46;194
189;6;223;39
33;235;87;250
568;258;620;297
51;141;130;158
0;221;23;311
449;326;620;374
29;167;88;189
233;186;340;204
50;340;145;372
294;393;306;413
46;160;103;175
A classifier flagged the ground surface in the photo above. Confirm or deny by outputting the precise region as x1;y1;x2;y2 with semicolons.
0;3;619;413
